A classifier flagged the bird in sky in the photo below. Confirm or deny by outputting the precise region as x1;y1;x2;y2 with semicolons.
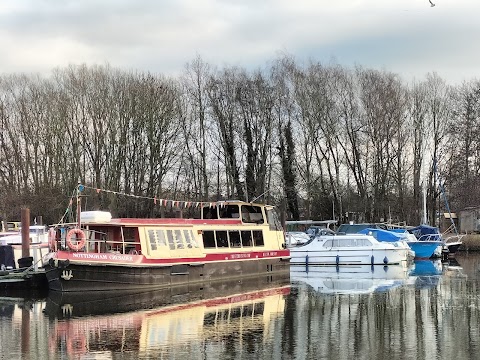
429;0;436;7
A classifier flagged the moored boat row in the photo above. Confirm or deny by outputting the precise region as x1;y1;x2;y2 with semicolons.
0;184;466;294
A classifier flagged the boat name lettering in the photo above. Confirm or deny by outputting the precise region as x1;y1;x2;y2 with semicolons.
230;253;251;259
71;253;134;262
72;253;109;260
108;254;134;262
263;251;278;257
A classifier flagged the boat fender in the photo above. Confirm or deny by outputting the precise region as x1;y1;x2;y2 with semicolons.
48;228;56;251
336;255;340;265
305;254;309;266
371;255;375;265
66;228;86;252
383;256;388;264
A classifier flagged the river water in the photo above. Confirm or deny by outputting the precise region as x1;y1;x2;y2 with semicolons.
1;254;480;360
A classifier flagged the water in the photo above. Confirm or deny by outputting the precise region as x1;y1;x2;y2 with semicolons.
1;254;480;360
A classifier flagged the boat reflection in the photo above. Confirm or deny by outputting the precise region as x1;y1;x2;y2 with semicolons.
407;259;444;289
442;257;467;278
290;263;412;294
43;275;290;358
409;259;443;276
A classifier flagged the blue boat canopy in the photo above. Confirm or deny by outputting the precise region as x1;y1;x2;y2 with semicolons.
357;228;405;242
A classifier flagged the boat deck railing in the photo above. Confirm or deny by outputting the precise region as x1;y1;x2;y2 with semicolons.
442;233;465;244
417;234;443;242
442;224;465;244
55;227;141;255
84;230;140;255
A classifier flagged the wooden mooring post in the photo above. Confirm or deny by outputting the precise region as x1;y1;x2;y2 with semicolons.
21;208;30;259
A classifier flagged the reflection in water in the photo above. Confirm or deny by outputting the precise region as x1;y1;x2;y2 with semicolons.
3;256;480;359
44;275;290;359
285;256;480;360
290;263;412;294
407;259;443;289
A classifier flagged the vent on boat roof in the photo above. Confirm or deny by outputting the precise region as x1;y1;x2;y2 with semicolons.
80;211;112;223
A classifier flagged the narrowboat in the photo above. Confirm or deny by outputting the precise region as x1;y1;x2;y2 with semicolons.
44;198;290;292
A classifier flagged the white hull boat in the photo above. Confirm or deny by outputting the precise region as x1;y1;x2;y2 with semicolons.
289;234;411;265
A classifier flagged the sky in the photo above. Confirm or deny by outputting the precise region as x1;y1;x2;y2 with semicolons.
0;0;478;85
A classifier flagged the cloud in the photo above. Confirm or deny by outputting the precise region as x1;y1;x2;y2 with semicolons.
0;0;478;84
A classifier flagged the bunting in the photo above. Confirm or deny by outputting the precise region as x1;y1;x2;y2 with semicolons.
79;184;222;209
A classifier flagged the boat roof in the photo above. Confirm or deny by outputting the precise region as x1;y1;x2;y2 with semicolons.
60;218;244;227
111;218;243;226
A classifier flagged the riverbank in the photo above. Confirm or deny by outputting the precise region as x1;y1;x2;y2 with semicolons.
454;234;480;251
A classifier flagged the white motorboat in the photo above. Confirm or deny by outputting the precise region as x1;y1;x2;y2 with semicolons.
289;234;411;265
0;225;50;269
285;231;311;246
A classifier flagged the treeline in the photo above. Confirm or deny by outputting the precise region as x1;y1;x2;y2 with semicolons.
1;56;479;226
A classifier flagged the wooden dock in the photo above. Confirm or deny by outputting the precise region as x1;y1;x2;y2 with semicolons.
0;267;47;291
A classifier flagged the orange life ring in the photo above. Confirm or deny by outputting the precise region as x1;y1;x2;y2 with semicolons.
48;228;56;251
66;228;86;251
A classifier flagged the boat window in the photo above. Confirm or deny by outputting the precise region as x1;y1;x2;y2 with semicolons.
174;229;184;249
230;307;241;320
123;227;137;245
359;238;373;247
203;313;216;326
156;230;167;246
191;230;199;248
242;304;253;317
202;206;218;219
218;309;229;322
252;230;264;246
323;239;333;248
166;230;176;250
266;208;282;231
202;231;216;248
228;230;241;247
184;229;197;248
240;205;264;224
254;302;265;315
219;204;240;219
147;230;157;250
241;230;253;247
334;239;346;247
216;231;229;248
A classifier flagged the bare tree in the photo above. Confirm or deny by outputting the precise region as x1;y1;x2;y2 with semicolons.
180;56;213;200
423;72;453;226
207;67;245;200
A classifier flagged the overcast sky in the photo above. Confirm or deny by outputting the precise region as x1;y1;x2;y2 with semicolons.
0;0;477;85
